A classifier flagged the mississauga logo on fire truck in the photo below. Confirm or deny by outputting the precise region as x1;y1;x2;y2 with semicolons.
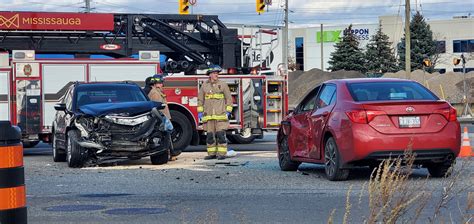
0;14;81;29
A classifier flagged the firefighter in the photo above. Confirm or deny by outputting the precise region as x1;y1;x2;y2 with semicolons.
148;74;171;119
198;65;233;160
148;74;181;160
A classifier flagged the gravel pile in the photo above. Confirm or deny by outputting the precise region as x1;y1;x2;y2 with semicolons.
288;69;365;107
288;68;473;107
382;70;474;103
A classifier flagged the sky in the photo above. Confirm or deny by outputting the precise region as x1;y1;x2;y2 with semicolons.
3;0;474;27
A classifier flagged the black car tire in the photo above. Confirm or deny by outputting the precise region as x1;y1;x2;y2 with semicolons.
426;161;453;178
66;130;87;168
150;149;169;165
278;135;301;171
23;141;39;148
227;134;256;144
52;131;66;162
324;137;349;181
170;110;192;152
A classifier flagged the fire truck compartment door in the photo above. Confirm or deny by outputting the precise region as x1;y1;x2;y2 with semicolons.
43;64;86;127
242;78;264;129
0;71;9;120
89;64;157;82
16;79;41;135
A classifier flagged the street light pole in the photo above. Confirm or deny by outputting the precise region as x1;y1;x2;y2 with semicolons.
85;0;91;13
282;0;288;75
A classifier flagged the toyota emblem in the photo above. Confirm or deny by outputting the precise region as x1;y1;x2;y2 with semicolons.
406;106;415;113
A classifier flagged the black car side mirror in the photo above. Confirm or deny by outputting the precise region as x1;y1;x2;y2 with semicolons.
54;103;66;111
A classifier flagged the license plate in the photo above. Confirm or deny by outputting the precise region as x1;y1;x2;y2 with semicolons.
399;116;420;128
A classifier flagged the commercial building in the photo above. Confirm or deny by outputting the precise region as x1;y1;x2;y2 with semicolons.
288;15;474;73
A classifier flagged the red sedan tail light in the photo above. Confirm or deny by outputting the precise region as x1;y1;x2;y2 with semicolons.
346;110;386;124
434;107;457;122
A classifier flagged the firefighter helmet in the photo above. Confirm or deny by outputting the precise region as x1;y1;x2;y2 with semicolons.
150;74;165;84
206;65;222;75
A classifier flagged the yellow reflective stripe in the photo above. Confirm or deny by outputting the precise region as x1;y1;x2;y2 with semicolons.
202;114;228;122
197;106;204;112
205;93;225;99
207;147;217;152
226;105;233;112
217;147;227;152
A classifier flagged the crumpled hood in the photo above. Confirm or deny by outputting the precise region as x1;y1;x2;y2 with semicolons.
78;101;162;117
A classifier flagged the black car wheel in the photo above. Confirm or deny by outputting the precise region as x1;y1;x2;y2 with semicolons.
278;135;301;171
150;149;169;165
324;137;349;181
66;130;87;168
170;110;192;152
52;131;66;162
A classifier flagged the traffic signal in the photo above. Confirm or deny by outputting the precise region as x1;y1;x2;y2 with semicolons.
256;0;265;14
422;58;432;67
453;58;461;66
179;0;190;15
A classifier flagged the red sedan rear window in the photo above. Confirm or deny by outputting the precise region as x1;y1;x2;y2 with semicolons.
347;81;439;102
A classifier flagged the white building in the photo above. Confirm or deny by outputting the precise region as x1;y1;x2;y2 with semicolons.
288;15;474;73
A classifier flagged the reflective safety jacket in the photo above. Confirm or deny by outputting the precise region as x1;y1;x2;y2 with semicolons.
148;86;171;119
197;79;233;122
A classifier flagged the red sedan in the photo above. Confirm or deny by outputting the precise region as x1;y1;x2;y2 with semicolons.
278;78;460;181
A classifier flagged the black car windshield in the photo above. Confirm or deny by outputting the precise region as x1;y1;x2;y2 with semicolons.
347;81;439;102
75;85;147;108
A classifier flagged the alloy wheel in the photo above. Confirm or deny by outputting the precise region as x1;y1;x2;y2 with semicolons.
325;140;337;177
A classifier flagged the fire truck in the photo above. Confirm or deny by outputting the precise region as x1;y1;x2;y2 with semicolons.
0;12;287;150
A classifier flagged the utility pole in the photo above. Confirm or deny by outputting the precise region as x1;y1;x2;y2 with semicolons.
282;0;288;74
320;24;324;70
461;54;472;117
405;0;411;79
85;0;91;13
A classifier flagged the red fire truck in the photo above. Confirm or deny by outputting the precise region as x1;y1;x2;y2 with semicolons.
0;51;287;150
0;12;287;150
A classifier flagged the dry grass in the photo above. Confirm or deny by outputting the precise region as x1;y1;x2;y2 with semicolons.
329;150;473;224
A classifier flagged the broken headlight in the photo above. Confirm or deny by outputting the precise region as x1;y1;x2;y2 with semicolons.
104;113;150;126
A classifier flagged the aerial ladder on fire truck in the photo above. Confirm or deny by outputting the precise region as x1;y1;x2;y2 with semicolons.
0;12;241;74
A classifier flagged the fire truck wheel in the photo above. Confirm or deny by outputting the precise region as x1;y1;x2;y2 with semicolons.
52;132;66;162
66;130;87;168
170;110;193;152
23;141;39;148
227;134;256;144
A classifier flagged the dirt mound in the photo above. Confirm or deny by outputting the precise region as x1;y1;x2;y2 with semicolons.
288;69;365;107
288;68;473;107
382;70;474;104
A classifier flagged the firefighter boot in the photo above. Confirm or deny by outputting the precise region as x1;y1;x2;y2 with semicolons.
205;132;217;160
216;131;228;160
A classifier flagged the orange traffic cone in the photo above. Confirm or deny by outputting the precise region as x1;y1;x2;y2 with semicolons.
459;127;472;158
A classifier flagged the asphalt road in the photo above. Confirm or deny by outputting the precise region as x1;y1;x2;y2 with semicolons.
23;132;473;224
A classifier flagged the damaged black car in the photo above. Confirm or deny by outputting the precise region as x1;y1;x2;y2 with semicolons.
52;82;173;167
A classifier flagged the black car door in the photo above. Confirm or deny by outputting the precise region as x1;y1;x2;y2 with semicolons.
55;86;74;148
